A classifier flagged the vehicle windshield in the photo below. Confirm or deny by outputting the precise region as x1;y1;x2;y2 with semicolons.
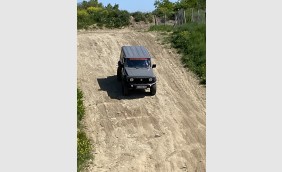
125;58;151;68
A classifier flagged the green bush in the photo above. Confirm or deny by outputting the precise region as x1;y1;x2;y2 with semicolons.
171;23;206;83
132;11;146;22
149;23;206;84
131;12;153;23
77;130;92;171
145;13;154;23
77;88;93;172
105;10;130;28
77;88;85;122
77;2;130;29
77;10;91;29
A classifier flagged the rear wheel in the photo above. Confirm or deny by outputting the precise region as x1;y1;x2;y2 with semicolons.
150;84;156;95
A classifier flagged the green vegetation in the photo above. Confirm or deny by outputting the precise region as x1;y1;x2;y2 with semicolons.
131;11;153;23
153;0;206;19
77;88;85;123
149;23;206;84
77;88;93;171
170;23;206;84
151;0;206;84
153;0;175;20
77;0;130;29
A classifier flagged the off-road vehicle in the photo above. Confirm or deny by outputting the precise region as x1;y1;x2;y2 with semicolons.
117;46;157;96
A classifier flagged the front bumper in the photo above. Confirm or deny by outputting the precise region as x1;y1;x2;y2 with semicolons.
126;82;156;89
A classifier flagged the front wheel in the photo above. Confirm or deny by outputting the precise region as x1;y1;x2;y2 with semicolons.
117;67;121;81
122;82;129;96
150;84;156;96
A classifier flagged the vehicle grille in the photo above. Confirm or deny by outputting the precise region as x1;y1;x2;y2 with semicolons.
132;78;150;84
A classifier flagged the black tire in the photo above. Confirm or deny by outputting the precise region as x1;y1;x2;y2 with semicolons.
117;67;121;81
122;82;129;96
150;84;156;95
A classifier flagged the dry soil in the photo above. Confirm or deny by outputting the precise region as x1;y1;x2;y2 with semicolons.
77;29;206;172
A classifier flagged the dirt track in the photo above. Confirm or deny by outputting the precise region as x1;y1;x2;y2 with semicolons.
77;29;206;172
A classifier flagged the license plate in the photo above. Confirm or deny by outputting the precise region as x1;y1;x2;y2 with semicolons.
136;85;147;89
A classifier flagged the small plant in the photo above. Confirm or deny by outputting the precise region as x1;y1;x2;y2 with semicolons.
77;88;93;171
77;130;93;171
77;88;85;122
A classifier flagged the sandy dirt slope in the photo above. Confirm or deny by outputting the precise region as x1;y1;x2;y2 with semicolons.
77;29;206;172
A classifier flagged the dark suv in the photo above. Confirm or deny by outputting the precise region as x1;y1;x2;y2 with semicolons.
117;46;157;96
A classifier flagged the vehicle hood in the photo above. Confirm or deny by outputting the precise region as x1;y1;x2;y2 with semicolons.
124;67;155;78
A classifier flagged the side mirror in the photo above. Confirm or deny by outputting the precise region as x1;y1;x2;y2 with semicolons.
152;64;156;68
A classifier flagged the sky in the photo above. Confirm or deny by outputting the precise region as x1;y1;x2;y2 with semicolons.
77;0;178;12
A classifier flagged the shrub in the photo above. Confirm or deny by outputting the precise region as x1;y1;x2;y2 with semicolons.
77;10;91;29
171;23;206;83
77;88;93;171
131;12;153;23
132;11;146;22
149;22;206;84
77;88;85;122
145;13;154;23
86;6;103;14
77;2;130;29
77;130;92;171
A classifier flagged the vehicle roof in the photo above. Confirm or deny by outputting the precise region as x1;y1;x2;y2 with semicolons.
122;46;152;58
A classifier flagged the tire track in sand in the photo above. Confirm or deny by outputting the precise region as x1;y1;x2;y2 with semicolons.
77;29;206;172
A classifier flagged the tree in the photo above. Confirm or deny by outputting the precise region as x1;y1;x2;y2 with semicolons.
153;0;175;21
174;0;205;10
154;0;174;14
77;0;103;10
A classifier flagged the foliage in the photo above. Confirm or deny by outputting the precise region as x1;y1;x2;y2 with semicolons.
77;0;103;10
174;0;206;10
77;0;130;29
77;10;91;29
149;22;206;84
145;13;154;23
77;88;85;122
153;0;206;20
77;130;92;172
154;0;174;14
77;88;93;171
153;0;175;19
131;11;153;23
170;23;206;83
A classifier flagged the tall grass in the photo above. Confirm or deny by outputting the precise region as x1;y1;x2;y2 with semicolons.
77;88;92;171
77;88;85;123
170;23;206;84
149;23;206;84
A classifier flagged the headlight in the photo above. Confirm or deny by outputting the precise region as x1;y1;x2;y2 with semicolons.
129;78;134;82
149;78;153;82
